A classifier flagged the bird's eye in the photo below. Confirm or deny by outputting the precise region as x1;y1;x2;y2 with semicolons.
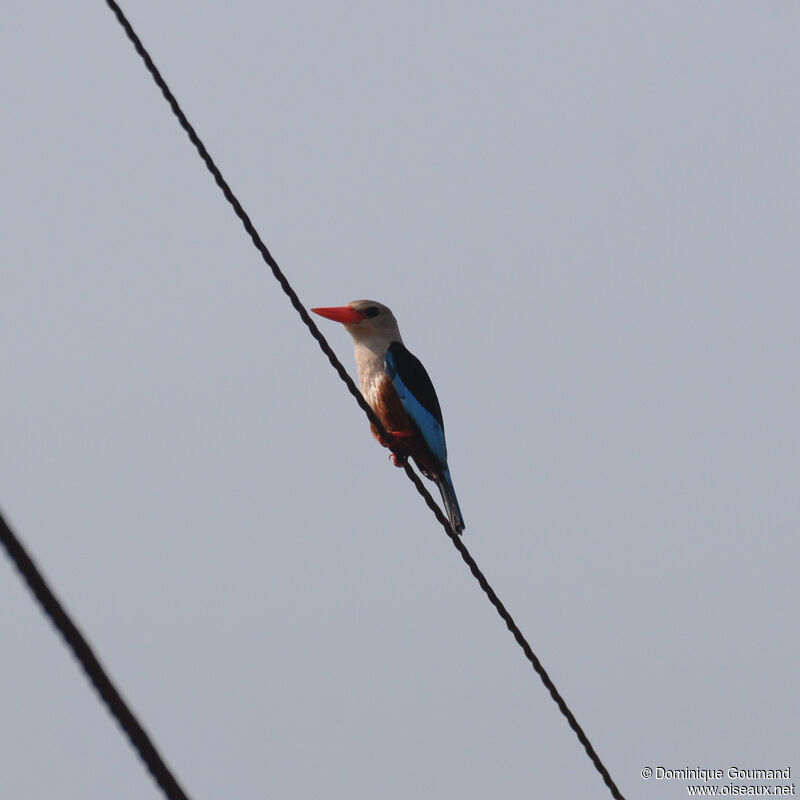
363;306;380;318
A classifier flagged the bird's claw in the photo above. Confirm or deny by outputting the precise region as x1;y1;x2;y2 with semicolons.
390;452;407;468
378;429;412;459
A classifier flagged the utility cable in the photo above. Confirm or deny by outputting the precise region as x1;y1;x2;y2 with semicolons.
102;3;626;797
0;509;192;800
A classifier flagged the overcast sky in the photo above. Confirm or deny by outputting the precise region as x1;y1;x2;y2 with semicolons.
1;2;798;798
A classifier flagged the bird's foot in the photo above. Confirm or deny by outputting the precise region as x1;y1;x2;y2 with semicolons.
387;430;411;467
376;429;411;466
389;452;407;468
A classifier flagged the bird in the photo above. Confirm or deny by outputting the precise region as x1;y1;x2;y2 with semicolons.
311;299;465;534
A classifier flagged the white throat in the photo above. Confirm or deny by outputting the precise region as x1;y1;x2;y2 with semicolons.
352;330;403;406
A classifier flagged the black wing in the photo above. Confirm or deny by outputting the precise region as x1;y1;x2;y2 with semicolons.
384;341;447;465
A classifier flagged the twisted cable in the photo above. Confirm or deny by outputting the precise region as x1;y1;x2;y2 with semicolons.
100;3;628;797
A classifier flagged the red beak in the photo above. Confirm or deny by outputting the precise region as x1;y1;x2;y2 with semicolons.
311;306;365;325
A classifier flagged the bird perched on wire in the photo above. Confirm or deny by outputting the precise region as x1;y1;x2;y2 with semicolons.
312;300;465;535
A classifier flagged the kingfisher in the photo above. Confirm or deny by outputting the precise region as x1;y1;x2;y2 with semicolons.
311;300;465;534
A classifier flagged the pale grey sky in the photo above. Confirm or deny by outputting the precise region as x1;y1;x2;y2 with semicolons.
1;2;798;798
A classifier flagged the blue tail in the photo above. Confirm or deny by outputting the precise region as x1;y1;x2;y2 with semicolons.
437;468;465;535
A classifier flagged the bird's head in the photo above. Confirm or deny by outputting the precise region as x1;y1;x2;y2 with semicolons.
311;300;401;343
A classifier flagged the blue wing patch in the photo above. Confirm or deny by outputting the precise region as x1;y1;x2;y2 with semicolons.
385;343;448;466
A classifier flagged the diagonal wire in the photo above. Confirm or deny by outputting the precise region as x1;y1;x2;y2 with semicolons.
0;509;192;800
103;2;627;798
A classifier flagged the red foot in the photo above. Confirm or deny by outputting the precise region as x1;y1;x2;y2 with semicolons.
387;430;411;467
